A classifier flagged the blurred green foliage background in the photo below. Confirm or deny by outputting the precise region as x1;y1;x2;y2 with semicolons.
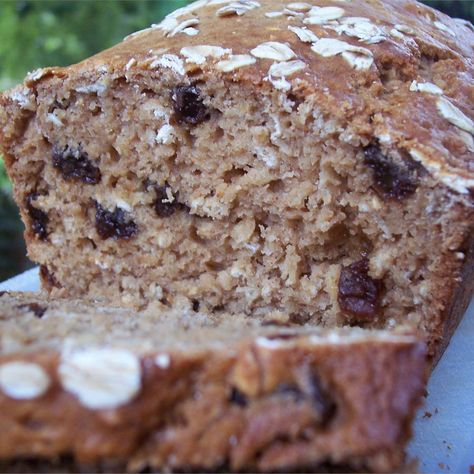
0;0;472;281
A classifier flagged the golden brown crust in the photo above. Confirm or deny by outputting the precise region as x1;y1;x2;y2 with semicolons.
0;294;427;472
434;231;474;365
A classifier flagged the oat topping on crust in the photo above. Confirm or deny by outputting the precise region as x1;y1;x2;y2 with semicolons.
216;54;256;71
59;348;141;410
458;130;474;153
304;6;345;24
324;17;386;44
216;0;261;17
288;25;319;43
168;18;201;38
268;59;307;77
124;58;137;71
46;112;63;127
287;2;312;11
311;37;371;57
25;68;49;82
149;54;186;75
0;361;50;399
433;20;456;37
409;148;474;194
265;59;306;90
436;97;474;135
166;0;209;19
250;41;296;61
181;45;232;64
265;8;305;18
154;17;181;36
389;28;405;40
181;27;201;36
409;81;443;95
311;38;373;70
265;11;285;18
393;23;416;35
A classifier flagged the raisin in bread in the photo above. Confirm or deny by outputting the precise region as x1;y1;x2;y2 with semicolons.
0;292;426;472
0;0;472;361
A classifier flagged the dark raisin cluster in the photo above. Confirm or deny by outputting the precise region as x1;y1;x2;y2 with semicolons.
275;375;336;426
229;372;336;426
26;193;49;240
154;186;179;217
52;147;101;185
94;202;138;240
338;258;384;321
307;373;337;426
172;85;209;125
40;265;60;288
17;303;47;318
229;387;248;407
364;145;418;199
154;185;189;217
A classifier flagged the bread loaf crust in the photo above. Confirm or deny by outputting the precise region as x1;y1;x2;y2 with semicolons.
435;232;474;364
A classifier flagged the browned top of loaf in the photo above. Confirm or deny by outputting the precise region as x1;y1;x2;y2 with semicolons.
3;0;474;193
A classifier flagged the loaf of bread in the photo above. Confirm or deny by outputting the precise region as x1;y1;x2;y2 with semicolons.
0;292;426;472
0;0;472;362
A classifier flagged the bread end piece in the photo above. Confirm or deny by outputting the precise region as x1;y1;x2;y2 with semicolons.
0;293;427;472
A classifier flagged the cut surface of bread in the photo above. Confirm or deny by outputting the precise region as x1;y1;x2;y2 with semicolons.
0;1;472;360
0;292;426;472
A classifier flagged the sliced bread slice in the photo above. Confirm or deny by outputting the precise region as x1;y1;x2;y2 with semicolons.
0;292;426;472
